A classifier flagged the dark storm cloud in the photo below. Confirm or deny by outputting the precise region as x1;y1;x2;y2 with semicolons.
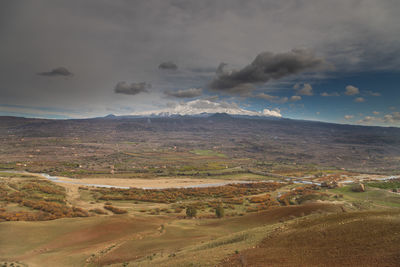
37;67;73;77
164;88;202;98
114;82;150;95
159;62;178;70
216;63;228;76
210;49;326;94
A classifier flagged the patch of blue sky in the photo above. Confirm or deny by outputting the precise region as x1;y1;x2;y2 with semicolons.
247;71;399;124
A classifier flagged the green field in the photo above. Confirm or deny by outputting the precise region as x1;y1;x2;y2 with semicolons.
190;149;227;158
330;185;400;208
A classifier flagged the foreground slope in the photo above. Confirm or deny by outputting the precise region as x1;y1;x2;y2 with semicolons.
1;203;400;266
222;210;400;267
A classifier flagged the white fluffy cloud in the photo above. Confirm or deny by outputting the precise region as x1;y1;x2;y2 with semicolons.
367;91;381;96
345;85;359;95
290;95;302;102
262;108;281;117
384;112;400;123
344;115;354;120
355;112;400;125
131;99;281;117
357;116;377;124
297;83;313;96
321;92;340;96
354;97;365;103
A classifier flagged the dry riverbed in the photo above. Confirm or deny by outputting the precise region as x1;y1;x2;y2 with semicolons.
49;176;247;189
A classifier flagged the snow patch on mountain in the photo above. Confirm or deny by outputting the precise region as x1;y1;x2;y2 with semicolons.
131;99;281;117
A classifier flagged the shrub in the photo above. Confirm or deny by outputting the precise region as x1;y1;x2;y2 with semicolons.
186;206;197;218
249;194;271;203
351;183;365;192
89;208;107;215
174;207;183;213
104;205;127;214
215;205;224;218
92;182;285;204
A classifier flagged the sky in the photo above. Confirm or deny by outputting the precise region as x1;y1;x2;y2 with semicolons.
0;0;399;126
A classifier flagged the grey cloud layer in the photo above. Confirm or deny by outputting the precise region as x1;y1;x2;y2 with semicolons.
164;88;202;98
114;82;151;95
0;0;399;123
210;49;325;94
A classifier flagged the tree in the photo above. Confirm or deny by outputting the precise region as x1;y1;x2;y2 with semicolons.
186;206;197;218
215;205;224;218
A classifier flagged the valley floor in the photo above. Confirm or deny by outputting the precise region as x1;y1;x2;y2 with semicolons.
1;171;400;267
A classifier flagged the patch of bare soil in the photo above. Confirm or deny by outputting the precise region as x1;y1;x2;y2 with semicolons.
17;216;163;262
